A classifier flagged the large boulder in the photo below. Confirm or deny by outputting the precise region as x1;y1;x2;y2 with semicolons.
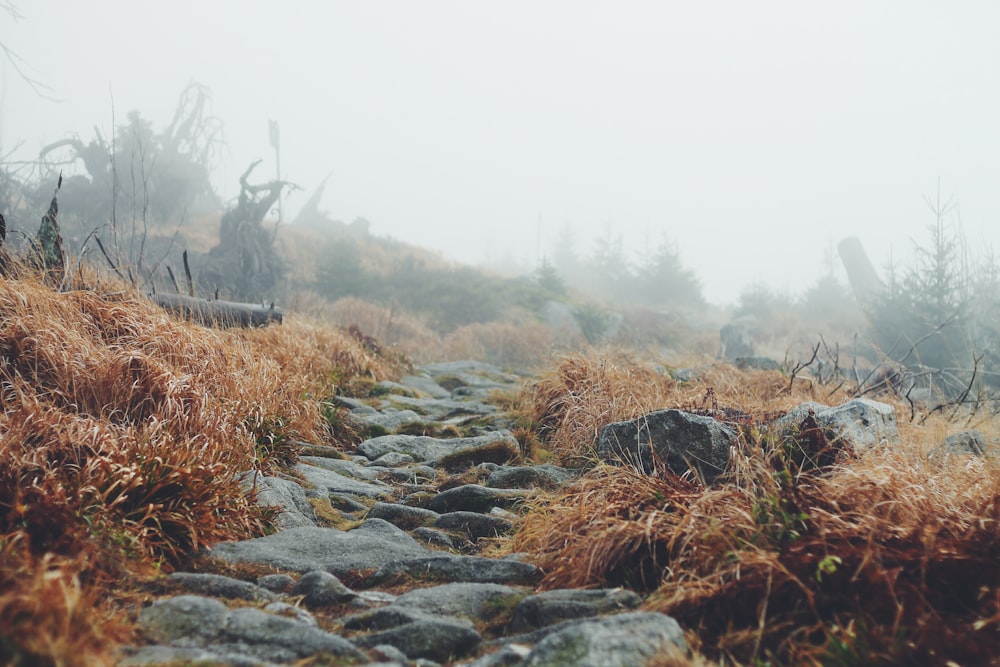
598;409;737;483
771;398;899;453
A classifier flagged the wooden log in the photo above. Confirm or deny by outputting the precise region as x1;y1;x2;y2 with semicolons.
150;293;282;328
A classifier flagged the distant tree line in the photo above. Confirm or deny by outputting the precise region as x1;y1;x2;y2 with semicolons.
545;225;704;308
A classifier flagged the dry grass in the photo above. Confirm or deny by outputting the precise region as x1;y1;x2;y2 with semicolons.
0;272;401;665
522;353;814;465
442;320;554;370
512;352;1000;665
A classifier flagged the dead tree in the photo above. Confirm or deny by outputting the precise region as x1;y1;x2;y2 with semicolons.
199;160;296;302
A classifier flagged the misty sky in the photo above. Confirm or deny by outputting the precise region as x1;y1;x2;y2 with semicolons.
3;1;1000;305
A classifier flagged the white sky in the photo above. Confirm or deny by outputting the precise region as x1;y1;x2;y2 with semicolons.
3;1;999;304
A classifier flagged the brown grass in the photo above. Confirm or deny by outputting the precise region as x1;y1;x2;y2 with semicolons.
522;353;819;466
0;273;401;665
511;353;1000;665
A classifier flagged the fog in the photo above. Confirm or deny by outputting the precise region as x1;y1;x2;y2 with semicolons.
3;1;1000;305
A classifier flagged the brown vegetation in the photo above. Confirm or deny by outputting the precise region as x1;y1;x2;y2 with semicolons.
0;273;399;666
512;353;1000;665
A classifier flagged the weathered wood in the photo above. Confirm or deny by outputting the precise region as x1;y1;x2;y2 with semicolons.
150;293;282;328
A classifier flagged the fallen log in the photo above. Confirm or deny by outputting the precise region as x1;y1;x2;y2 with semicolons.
150;293;282;328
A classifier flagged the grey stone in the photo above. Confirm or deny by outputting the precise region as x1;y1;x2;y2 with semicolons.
522;612;686;667
256;574;296;594
367;502;441;530
369;451;417;467
293;462;393;499
357;431;518;462
208;523;431;577
354;408;426;431
384;395;498;421
117;645;274;667
351;618;481;662
261;601;317;627
434;511;513;540
290;570;357;606
487;465;578;490
465;644;532;667
598;409;737;483
400;374;453;399
138;595;230;643
327;493;369;513
509;589;643;633
244;475;316;529
167;573;276;603
138;594;364;663
772;398;899;452
929;429;1000;460
369;555;543;586
342;606;448;632
393;582;524;621
220;607;365;662
377;464;439;484
369;643;411;664
299;455;380;480
425;484;531;514
413;527;455;549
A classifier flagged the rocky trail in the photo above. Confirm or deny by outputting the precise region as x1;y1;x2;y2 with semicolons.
119;360;687;667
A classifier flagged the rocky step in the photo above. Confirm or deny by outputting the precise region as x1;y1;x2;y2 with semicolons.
121;361;688;666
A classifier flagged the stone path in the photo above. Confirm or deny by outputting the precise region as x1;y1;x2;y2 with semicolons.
118;360;688;667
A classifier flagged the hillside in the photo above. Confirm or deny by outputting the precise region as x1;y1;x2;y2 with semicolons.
0;263;997;666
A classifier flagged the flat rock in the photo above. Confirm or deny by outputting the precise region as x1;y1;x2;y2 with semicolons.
167;573;276;603
243;475;316;529
357;431;517;462
509;589;643;633
219;606;365;662
369;451;417;467
384;395;498;420
208;522;431;577
118;645;274;667
137;595;366;663
366;502;441;530
289;570;357;607
413;527;455;548
368;555;543;586
434;511;514;540
138;594;230;643
298;456;380;481
342;605;451;632
293;463;393;499
521;611;686;667
487;465;578;490
351;618;481;662
400;374;453;399
352;408;426;432
392;582;524;621
425;484;531;514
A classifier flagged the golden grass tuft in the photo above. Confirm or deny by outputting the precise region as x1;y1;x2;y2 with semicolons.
522;353;824;465
512;352;1000;665
0;273;402;664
